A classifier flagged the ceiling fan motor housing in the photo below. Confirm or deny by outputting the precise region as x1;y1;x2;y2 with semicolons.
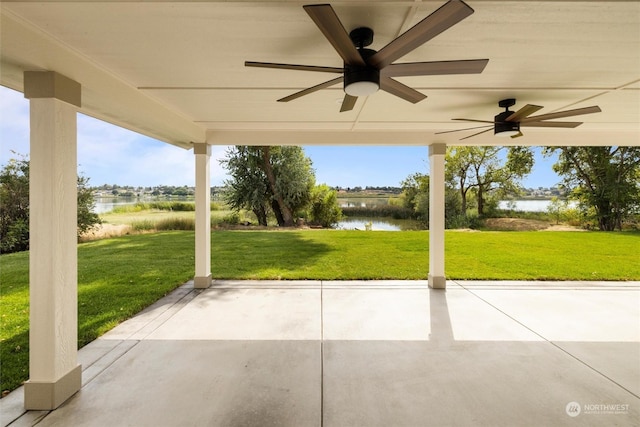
494;110;520;135
344;48;380;96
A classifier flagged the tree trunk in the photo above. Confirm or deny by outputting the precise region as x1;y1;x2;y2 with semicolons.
596;201;615;231
252;206;268;226
459;177;467;215
477;185;485;216
271;199;285;227
260;147;295;226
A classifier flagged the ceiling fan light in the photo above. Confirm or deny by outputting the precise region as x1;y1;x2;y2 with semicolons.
494;129;520;137
344;64;380;97
345;81;379;97
494;110;520;137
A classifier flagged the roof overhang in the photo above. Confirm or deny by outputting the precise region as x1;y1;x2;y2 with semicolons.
2;1;638;149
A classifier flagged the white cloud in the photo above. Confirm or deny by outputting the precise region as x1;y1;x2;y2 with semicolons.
77;116;233;186
0;87;30;163
1;85;232;186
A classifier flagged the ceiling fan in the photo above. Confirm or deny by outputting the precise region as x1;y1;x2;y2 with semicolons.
245;1;489;112
436;98;602;140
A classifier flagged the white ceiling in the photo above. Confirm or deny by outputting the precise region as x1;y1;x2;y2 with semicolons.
1;1;639;149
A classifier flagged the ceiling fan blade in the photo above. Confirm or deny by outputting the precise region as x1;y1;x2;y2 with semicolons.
459;127;493;140
505;104;543;122
435;124;492;135
303;4;366;67
452;118;495;124
368;0;475;69
521;106;601;122
520;121;583;128
245;61;343;73
383;59;489;77
380;77;427;103
277;76;344;102
511;131;524;139
340;94;357;112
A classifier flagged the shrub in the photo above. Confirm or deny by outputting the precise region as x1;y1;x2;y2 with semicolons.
308;184;342;228
130;220;156;231
222;212;240;225
156;218;195;230
446;214;469;229
341;205;413;220
1;218;29;253
1;155;101;253
166;202;195;212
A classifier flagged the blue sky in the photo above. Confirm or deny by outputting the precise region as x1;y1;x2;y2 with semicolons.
1;86;560;189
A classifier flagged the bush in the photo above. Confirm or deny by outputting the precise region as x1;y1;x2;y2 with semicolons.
341;205;413;220
156;218;195;231
130;218;196;231
308;184;342;227
130;220;156;231
1;218;29;253
165;202;195;212
222;212;240;225
445;211;483;229
446;214;470;229
0;155;101;253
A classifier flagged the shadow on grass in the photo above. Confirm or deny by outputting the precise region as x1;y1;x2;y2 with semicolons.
212;231;332;279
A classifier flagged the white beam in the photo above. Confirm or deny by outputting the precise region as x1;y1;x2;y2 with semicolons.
24;71;81;410
429;143;446;289
206;130;433;146
1;11;204;149
193;143;212;288
206;128;640;147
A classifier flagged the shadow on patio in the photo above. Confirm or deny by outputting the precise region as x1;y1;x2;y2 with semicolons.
2;280;639;426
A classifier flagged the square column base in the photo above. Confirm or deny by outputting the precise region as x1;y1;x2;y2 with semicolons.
24;364;82;410
428;274;446;289
194;274;212;289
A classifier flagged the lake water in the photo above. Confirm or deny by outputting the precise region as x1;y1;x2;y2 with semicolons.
336;217;422;231
94;199;140;213
94;198;566;230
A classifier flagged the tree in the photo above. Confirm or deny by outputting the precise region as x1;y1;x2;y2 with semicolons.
0;154;102;254
77;175;102;236
400;173;430;222
221;146;270;225
546;196;568;225
266;146;315;226
0;154;30;253
400;172;462;228
545;146;640;231
308;184;342;227
446;146;534;216
221;146;315;227
445;148;473;214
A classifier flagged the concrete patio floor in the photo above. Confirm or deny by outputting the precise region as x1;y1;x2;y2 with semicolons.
3;280;639;426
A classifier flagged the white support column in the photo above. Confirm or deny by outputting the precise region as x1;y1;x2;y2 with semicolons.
429;143;446;289
23;71;82;410
193;143;212;288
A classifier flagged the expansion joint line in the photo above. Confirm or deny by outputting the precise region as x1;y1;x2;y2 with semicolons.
453;280;640;400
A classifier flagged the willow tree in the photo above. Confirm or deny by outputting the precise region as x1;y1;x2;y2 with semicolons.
220;146;271;225
221;146;315;227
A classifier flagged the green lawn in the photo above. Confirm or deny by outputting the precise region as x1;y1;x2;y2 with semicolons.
1;229;639;393
209;230;640;280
